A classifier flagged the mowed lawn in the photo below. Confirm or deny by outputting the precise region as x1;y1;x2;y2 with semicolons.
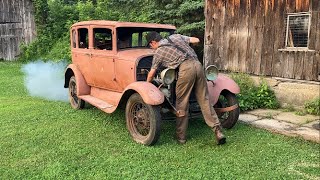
0;62;319;179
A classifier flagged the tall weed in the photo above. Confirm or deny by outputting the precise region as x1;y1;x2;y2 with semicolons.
304;97;320;116
230;73;280;111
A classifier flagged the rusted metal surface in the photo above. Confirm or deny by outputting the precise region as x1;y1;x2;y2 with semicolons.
207;74;240;105
65;64;91;96
69;20;169;109
124;82;164;105
214;104;239;113
71;20;176;30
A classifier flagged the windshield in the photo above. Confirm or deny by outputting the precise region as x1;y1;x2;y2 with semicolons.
117;27;175;49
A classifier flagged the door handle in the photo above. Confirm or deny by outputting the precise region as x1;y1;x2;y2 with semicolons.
85;53;92;58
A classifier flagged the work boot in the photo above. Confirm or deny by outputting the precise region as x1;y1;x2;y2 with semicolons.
176;133;187;144
213;126;226;145
177;138;187;144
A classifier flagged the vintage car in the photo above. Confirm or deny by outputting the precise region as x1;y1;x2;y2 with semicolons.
64;20;240;146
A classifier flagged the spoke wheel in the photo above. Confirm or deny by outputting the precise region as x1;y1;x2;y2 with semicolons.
126;93;161;146
215;91;239;129
68;76;85;109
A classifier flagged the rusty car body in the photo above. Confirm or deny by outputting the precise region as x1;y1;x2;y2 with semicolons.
64;20;240;146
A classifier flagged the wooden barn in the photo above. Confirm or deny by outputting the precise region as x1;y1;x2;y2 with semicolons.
0;0;36;61
204;0;320;81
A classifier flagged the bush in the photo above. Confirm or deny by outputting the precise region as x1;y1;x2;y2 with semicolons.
304;97;320;116
230;73;280;111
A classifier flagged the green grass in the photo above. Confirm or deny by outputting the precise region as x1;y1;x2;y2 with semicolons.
0;62;319;179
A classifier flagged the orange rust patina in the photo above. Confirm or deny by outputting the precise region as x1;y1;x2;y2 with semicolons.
65;20;176;113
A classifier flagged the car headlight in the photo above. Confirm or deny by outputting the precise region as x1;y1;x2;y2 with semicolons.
205;65;219;81
160;68;175;85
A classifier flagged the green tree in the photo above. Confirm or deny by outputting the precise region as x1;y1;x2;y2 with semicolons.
21;0;206;61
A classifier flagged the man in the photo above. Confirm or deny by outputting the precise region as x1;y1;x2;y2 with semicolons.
145;31;226;145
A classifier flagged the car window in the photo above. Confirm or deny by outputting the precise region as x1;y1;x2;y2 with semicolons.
72;29;76;48
131;33;139;47
93;28;112;50
117;27;174;49
78;28;88;49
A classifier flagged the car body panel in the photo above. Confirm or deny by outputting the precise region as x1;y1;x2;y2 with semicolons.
65;64;91;96
124;82;165;105
207;74;240;105
71;20;176;30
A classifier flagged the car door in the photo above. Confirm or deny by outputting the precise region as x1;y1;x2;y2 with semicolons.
71;26;95;86
89;26;120;91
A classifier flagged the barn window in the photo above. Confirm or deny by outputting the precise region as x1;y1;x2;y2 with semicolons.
285;13;311;48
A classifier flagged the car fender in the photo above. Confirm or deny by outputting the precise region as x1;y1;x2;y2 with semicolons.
64;64;90;96
124;82;164;105
207;74;240;105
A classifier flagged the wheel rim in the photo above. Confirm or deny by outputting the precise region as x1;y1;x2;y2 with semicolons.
129;102;151;137
69;80;79;106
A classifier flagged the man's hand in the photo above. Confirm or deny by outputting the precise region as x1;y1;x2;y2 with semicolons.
147;68;157;82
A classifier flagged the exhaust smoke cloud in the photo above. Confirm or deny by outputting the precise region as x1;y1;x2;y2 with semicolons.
22;61;69;102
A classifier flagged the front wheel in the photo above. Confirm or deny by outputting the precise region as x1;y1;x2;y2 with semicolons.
125;93;161;146
214;91;240;129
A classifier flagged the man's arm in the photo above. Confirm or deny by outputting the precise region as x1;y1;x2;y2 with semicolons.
147;68;157;82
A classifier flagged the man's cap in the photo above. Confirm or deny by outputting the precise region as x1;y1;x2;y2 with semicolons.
146;31;162;45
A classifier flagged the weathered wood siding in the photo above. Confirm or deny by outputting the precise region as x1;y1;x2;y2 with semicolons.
0;0;36;61
204;0;320;81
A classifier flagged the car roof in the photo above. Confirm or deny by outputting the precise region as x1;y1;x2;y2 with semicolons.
71;20;176;30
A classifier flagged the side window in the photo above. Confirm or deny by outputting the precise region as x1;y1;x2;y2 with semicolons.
285;13;310;48
72;29;76;48
78;28;88;49
93;28;112;50
118;32;132;49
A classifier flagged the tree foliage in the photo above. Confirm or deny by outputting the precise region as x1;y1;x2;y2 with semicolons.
21;0;205;62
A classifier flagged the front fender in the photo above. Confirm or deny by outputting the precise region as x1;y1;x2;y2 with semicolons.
207;74;240;105
124;82;164;105
64;64;90;96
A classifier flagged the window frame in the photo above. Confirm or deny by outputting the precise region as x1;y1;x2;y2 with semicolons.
285;12;311;50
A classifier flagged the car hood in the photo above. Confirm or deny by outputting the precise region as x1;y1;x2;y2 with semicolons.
116;48;154;61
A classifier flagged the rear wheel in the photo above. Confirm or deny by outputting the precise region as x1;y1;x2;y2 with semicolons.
68;76;85;109
126;93;161;146
214;91;239;129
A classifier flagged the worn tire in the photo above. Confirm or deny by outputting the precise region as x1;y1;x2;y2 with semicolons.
68;76;85;109
126;93;161;146
215;91;239;129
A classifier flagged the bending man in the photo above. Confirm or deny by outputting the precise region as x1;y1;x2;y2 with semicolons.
146;31;226;145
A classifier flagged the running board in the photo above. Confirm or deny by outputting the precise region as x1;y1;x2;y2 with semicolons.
79;95;117;113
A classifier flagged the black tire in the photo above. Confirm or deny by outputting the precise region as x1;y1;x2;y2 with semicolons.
68;76;85;109
126;93;161;146
215;91;239;129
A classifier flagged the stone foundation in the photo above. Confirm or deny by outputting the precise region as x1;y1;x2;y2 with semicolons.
250;76;319;107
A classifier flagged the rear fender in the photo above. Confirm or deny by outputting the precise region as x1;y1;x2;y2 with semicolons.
207;74;240;105
124;82;164;105
64;64;90;96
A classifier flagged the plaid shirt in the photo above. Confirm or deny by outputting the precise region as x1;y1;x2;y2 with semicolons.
151;34;198;70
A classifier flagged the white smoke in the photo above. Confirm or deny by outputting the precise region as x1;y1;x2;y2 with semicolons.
22;60;69;102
